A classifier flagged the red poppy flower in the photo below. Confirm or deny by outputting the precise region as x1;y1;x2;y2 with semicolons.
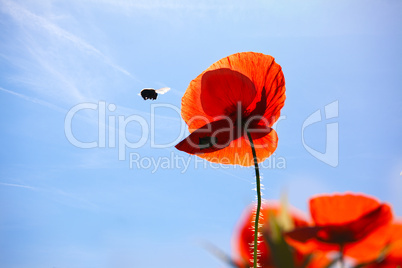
233;202;309;267
175;52;286;166
285;193;393;255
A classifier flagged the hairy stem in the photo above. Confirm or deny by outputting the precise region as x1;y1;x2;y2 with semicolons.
246;130;261;268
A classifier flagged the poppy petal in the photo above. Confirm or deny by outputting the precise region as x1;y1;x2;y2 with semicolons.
345;204;393;241
248;60;286;127
200;68;257;117
285;235;339;255
285;226;322;243
310;193;383;226
305;252;333;268
309;204;393;244
175;118;237;154
181;52;285;131
345;221;402;264
288;194;394;255
207;52;278;98
386;222;402;262
189;128;278;166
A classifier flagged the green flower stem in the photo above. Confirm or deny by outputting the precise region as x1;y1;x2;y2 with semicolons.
246;130;261;268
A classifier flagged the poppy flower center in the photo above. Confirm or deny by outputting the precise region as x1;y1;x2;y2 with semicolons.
225;103;271;140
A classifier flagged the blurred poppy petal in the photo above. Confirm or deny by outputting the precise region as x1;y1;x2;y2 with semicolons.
285;226;322;243
344;204;393;241
385;222;402;263
346;221;402;265
311;204;393;244
286;235;339;255
305;251;334;268
287;193;394;258
310;193;382;226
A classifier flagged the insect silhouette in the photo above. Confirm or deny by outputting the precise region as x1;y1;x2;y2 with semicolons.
139;87;170;100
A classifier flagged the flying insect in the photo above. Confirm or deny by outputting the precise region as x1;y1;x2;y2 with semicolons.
139;87;170;100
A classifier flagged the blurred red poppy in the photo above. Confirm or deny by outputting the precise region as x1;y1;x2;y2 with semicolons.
286;193;393;256
232;202;309;267
175;52;286;166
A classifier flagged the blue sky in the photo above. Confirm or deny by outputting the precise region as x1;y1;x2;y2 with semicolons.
0;0;401;267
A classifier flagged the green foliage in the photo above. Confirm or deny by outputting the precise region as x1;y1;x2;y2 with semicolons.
264;211;296;268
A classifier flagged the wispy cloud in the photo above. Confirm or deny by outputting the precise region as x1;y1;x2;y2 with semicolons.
0;180;99;210
1;1;101;54
0;182;38;190
0;86;67;112
0;0;135;80
0;0;146;108
82;0;233;10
